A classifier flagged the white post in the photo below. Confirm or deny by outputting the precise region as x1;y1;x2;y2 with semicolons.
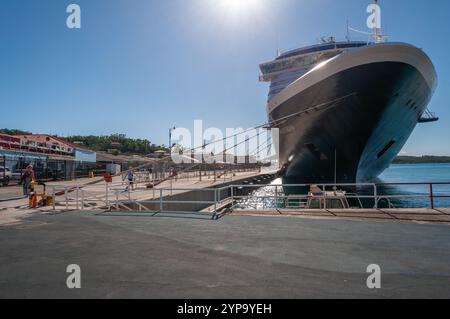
76;187;79;210
374;184;378;209
105;183;109;208
65;187;68;210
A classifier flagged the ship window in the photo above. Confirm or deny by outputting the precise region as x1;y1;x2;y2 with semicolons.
377;140;396;159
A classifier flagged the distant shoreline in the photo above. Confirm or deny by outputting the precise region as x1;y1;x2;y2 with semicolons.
393;156;450;164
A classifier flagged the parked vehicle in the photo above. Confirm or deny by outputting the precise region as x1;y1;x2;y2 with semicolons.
0;166;12;186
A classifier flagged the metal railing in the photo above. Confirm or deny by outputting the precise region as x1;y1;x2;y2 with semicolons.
45;181;450;214
228;182;450;210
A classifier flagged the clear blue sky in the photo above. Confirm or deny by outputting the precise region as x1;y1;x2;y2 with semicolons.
1;0;449;155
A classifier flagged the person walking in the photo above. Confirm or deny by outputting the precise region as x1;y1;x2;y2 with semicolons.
126;167;135;190
20;165;35;196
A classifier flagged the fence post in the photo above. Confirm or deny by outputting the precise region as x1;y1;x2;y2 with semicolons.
1;156;5;184
214;189;217;213
115;191;119;210
76;187;79;210
430;183;435;209
231;185;234;204
81;189;84;210
160;189;163;211
105;183;109;208
52;186;56;211
374;184;378;209
65;187;68;210
275;185;278;208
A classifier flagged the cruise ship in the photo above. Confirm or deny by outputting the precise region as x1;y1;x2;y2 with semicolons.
259;9;438;184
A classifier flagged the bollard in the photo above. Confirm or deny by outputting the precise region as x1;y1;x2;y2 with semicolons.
160;189;163;211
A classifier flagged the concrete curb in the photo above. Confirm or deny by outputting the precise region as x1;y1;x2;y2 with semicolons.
0;195;27;202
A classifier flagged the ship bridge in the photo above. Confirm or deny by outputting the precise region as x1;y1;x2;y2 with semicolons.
259;41;368;102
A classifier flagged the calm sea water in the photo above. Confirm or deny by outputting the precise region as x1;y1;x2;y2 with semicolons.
377;163;450;208
236;164;450;209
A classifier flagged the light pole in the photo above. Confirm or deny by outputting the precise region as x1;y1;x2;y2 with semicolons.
168;126;176;153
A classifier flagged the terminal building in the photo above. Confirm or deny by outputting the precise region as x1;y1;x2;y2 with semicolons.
0;133;97;183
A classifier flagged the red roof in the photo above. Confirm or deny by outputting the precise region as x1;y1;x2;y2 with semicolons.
15;134;93;151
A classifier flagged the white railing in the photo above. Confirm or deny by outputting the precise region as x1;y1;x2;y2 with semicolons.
45;182;450;215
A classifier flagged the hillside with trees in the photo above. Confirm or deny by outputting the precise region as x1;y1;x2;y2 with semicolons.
1;129;166;155
0;128;32;135
65;134;167;155
393;156;450;164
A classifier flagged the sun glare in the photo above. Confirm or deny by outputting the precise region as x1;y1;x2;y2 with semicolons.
219;0;260;12
217;0;264;22
193;0;269;33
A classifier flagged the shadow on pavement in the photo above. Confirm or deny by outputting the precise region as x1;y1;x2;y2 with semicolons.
95;210;220;221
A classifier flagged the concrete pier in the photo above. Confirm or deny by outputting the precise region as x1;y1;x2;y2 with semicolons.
230;208;450;224
1;211;449;298
0;169;274;225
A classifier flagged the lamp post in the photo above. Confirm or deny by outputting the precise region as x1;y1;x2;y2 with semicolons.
168;126;176;153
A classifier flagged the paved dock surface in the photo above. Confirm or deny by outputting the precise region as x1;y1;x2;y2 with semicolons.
231;208;450;223
1;211;450;298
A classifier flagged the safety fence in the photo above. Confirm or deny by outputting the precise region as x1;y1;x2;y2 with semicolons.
40;182;450;216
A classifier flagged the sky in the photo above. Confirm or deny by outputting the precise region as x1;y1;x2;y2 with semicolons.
0;0;449;155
